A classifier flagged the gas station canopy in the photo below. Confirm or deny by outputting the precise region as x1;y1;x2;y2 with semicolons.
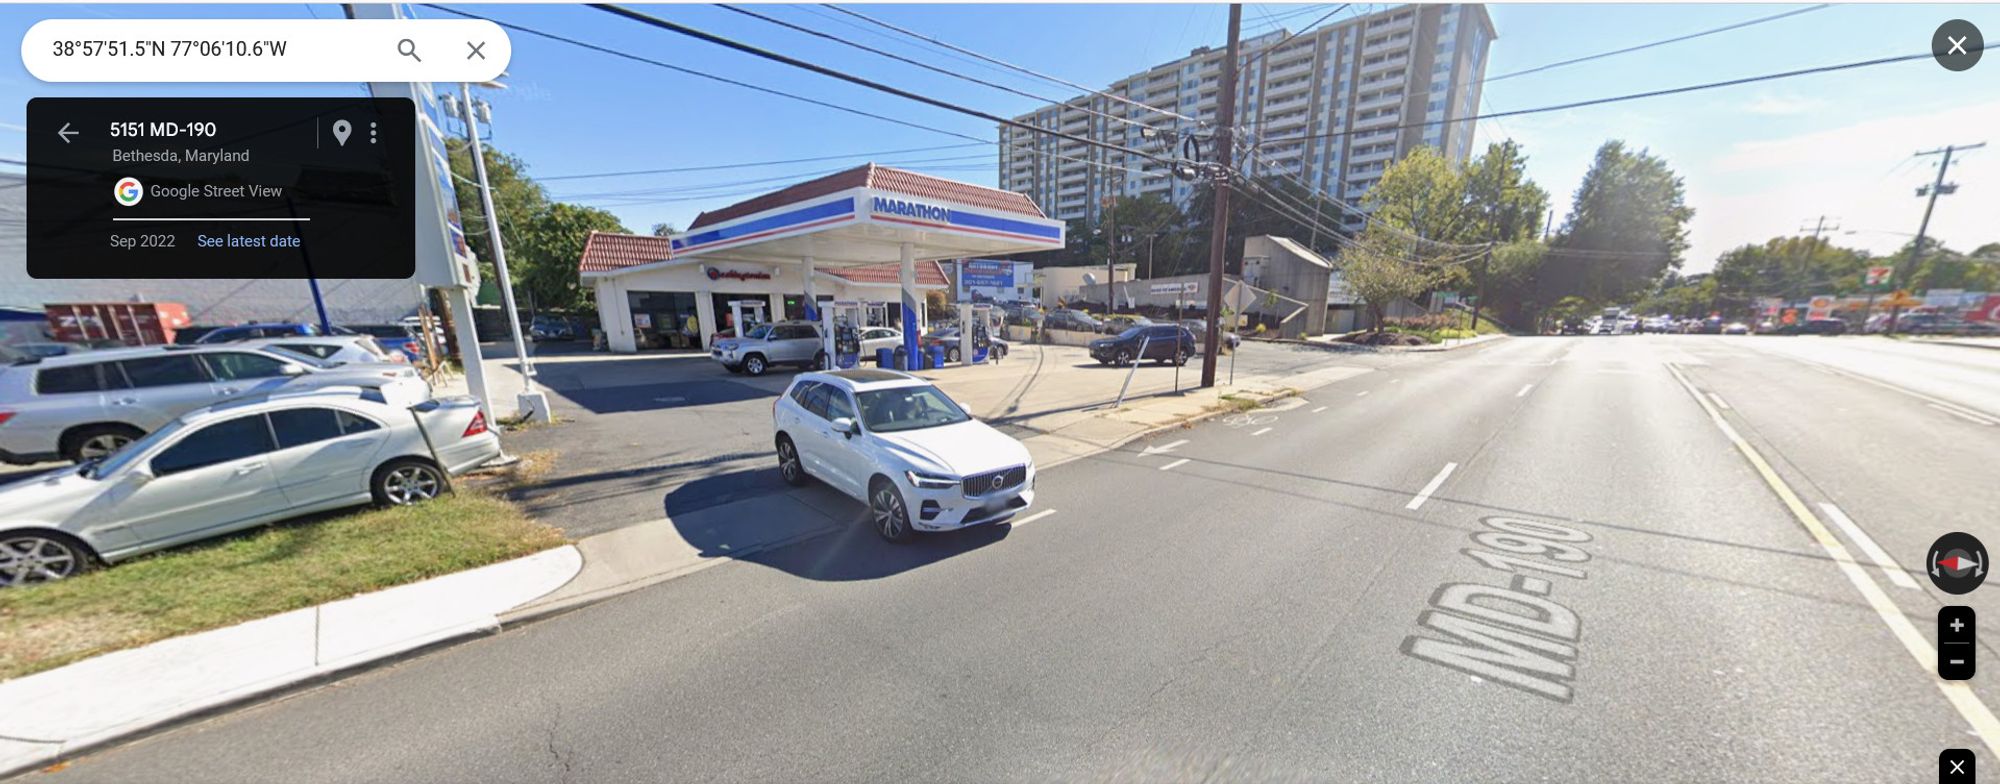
669;163;1065;266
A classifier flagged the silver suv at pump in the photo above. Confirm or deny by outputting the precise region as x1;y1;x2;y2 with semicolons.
0;345;430;464
711;321;824;376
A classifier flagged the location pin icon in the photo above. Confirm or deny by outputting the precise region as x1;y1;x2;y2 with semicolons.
331;119;352;147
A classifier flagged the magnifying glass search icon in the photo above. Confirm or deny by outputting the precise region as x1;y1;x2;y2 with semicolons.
397;38;421;62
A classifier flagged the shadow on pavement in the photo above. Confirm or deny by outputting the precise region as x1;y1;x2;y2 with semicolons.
660;468;1011;580
556;379;774;415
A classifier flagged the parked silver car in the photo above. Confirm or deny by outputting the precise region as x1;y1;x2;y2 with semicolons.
711;321;824;376
0;344;430;464
0;387;498;586
245;335;407;366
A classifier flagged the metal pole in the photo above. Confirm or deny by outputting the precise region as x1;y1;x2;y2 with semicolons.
459;84;539;400
1115;335;1151;407
1200;4;1242;389
1889;143;1984;333
1231;280;1241;386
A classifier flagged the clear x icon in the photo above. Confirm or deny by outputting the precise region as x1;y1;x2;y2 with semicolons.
467;41;487;60
1948;35;1968;55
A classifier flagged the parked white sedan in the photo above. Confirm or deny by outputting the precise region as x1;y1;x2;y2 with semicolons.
773;369;1034;542
0;387;499;586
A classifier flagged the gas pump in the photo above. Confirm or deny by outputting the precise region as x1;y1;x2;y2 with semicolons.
819;300;866;369
957;303;995;364
727;300;767;343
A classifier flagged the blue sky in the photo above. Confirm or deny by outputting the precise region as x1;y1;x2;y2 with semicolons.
1;3;1993;274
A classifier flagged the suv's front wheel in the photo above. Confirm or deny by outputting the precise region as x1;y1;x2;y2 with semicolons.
869;477;914;543
743;354;769;376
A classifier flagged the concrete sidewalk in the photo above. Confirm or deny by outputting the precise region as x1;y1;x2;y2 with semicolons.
0;547;582;779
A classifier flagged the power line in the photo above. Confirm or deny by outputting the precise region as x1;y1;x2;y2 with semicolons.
818;4;1199;126
422;5;1148;181
1255;48;1942;147
1482;4;1832;84
549;155;995;200
718;4;1159;134
587;4;1174;166
540;142;992;181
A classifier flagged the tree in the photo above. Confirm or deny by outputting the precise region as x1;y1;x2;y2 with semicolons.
1462;142;1550;244
447;140;549;283
1545;141;1694;304
650;222;679;237
513;202;629;312
1340;229;1446;332
1711;235;1870;304
1904;238;2000;292
1364;146;1475;245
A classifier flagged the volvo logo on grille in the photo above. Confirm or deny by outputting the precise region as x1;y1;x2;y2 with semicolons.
990;474;1006;492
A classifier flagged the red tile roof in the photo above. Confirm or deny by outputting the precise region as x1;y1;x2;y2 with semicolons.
821;260;949;288
578;232;674;273
688;163;1044;231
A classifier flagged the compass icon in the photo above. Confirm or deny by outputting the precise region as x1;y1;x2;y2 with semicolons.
1929;532;1989;595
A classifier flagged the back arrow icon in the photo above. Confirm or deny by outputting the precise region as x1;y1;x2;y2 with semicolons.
56;122;77;143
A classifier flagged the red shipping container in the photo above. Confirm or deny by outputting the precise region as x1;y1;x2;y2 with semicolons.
44;302;193;346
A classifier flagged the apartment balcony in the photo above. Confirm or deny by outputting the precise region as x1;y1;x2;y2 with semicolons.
1268;57;1315;80
1358;52;1408;76
1366;12;1415;34
1359;70;1407;91
1356;91;1403;114
1350;108;1401;129
1350;146;1395;166
1349;127;1398;145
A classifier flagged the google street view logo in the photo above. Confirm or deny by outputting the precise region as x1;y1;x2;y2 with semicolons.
113;177;143;207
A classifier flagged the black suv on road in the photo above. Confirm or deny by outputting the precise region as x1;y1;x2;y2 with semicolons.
1089;325;1196;367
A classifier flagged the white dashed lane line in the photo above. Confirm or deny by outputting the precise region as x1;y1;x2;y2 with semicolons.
1516;384;1533;397
1357;390;1370;397
1158;458;1190;471
1708;392;1731;410
1404;462;1458;511
1312;406;1328;413
1818;502;1920;590
1011;509;1057;528
1251;427;1273;436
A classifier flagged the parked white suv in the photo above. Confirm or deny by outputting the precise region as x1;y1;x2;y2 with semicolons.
0;387;497;586
0;345;429;464
773;369;1034;542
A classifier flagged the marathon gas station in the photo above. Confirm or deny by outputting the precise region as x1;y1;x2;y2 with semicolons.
580;164;1064;368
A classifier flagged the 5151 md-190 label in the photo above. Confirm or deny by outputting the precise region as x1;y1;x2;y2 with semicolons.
26;97;415;280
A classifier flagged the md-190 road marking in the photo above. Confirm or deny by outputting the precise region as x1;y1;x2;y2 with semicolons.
1400;514;1594;703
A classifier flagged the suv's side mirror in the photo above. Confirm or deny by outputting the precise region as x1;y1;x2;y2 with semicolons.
830;416;859;438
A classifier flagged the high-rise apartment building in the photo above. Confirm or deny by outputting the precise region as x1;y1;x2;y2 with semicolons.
997;4;1495;234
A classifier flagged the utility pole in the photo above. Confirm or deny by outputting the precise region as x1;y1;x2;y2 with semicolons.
1789;215;1838;315
1200;4;1241;389
1889;142;1984;334
1106;188;1119;315
458;83;551;422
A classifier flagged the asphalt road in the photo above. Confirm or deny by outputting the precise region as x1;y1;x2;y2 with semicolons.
500;340;1378;538
30;335;2000;783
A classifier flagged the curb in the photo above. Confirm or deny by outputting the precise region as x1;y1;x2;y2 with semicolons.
1916;338;2000;352
0;625;500;780
0;546;581;780
1252;332;1508;353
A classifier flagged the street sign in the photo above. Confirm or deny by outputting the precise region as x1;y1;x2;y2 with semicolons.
1807;294;1836;320
1885;290;1924;309
1759;297;1783;317
1149;281;1198;295
1865;266;1894;289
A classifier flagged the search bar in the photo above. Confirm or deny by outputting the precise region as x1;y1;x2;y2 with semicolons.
22;19;510;83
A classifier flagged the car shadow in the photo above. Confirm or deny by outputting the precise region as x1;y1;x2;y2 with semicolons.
658;468;1011;581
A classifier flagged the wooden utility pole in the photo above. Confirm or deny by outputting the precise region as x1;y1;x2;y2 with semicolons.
1200;4;1241;388
1889;142;1984;334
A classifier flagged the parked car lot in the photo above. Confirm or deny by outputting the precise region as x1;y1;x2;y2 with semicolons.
711;321;824;376
193;322;324;343
919;327;1009;363
773;369;1034;542
0;387;495;586
1042;309;1100;333
0;344;428;464
343;324;426;363
1089;324;1195;366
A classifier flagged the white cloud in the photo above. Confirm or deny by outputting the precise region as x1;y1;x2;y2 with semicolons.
1682;101;2000;273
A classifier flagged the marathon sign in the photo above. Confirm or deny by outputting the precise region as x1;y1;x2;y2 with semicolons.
872;196;952;222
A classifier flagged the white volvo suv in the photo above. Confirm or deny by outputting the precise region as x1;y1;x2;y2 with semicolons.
773;369;1034;542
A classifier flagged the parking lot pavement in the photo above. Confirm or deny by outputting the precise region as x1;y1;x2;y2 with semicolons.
488;340;1380;539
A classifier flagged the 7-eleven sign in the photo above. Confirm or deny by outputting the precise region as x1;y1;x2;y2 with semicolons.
1865;265;1894;288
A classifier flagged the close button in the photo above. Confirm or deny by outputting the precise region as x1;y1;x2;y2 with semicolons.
467;41;487;60
1934;19;1984;72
